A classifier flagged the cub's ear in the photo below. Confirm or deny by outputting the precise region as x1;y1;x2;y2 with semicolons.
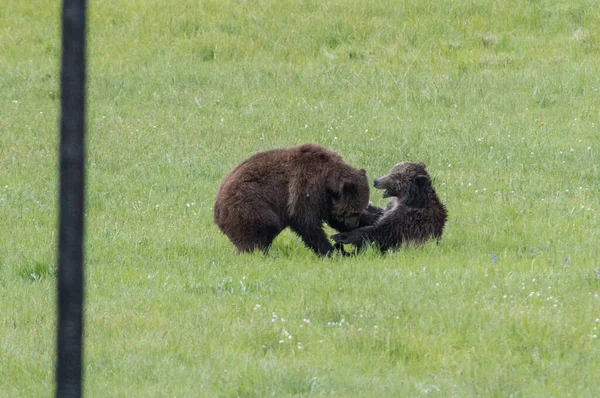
415;174;431;188
406;175;430;207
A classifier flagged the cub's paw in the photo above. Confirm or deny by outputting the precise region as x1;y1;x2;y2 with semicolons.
331;232;350;244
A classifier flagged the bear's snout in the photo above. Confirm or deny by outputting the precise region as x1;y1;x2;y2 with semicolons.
374;177;387;189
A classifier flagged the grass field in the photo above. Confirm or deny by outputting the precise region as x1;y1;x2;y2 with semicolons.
2;0;600;396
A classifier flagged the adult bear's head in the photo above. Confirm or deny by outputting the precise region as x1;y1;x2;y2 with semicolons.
373;162;432;207
328;168;370;230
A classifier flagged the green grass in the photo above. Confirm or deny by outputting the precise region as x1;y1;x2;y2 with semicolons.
2;0;600;396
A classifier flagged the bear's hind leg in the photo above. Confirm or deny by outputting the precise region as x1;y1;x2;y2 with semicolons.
233;225;281;254
226;206;283;254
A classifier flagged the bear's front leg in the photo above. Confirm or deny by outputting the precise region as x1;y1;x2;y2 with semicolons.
359;204;384;227
301;230;335;256
331;225;374;249
290;221;335;256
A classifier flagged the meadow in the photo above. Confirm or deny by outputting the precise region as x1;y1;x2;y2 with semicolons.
1;0;600;396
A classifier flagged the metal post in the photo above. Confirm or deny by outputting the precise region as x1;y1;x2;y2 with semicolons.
56;0;87;396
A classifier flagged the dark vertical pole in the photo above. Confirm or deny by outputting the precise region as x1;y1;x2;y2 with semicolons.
56;0;87;396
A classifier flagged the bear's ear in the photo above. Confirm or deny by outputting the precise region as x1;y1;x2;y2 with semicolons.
359;169;368;182
406;175;430;207
415;174;430;187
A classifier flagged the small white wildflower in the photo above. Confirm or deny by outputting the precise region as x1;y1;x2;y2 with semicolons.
253;304;261;311
305;124;308;128
279;340;284;344
593;335;598;339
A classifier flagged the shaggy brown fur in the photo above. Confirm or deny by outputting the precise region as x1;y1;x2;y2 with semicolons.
214;144;371;256
331;162;447;252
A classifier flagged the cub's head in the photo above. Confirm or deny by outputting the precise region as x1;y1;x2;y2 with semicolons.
373;162;432;207
328;169;370;230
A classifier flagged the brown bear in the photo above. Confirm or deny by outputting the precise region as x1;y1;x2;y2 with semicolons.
331;162;447;253
214;144;371;256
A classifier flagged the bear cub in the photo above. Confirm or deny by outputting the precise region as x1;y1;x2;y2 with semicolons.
214;144;371;256
332;162;447;253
